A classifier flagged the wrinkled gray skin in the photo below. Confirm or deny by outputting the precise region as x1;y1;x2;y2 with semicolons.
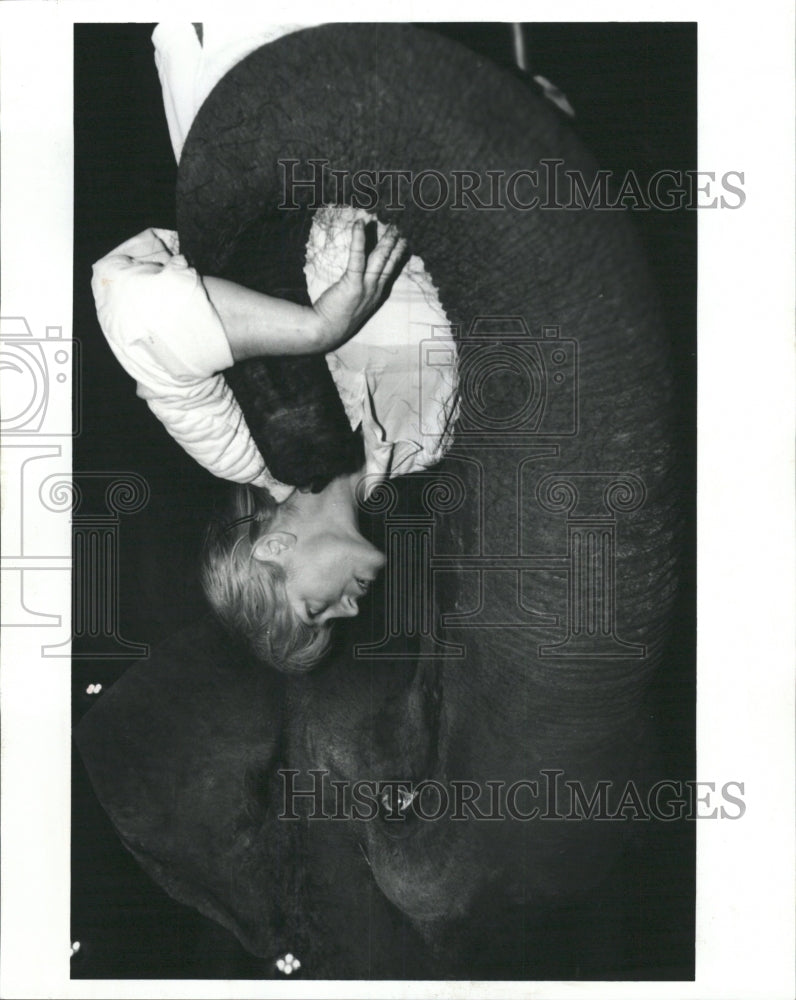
78;24;683;977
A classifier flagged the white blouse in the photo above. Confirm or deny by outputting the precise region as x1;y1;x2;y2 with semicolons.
92;216;459;500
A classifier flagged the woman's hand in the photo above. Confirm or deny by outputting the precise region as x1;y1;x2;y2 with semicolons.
203;220;407;363
311;221;407;352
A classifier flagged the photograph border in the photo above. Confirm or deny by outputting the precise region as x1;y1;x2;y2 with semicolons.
1;2;793;998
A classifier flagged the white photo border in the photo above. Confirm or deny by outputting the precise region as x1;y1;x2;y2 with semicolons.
1;2;793;998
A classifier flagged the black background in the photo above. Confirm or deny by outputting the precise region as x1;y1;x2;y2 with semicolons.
72;22;696;979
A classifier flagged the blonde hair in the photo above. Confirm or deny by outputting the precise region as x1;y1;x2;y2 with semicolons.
201;485;332;673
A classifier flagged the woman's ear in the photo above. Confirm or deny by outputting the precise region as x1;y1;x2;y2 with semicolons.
252;531;297;563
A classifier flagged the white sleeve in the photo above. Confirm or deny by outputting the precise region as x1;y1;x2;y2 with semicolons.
91;228;293;500
152;21;319;164
151;23;204;163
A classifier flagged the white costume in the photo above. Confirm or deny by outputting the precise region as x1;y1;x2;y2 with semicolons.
91;23;459;501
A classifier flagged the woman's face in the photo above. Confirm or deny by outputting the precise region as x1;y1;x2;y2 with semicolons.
279;527;386;626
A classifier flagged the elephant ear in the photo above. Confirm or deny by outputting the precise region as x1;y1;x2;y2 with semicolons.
74;621;293;958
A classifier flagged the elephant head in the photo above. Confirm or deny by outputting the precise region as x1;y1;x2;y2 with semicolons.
177;21;682;928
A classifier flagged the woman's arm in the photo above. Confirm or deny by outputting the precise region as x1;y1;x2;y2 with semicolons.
91;222;405;492
91;227;286;493
204;220;406;361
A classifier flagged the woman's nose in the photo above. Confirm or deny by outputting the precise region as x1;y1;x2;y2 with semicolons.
330;595;359;620
341;595;359;616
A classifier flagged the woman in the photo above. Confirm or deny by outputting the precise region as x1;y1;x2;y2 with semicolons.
92;23;459;671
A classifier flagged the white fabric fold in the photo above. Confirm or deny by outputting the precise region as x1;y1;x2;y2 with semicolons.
91;228;293;500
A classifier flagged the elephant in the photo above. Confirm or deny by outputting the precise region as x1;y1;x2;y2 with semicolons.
75;24;692;979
